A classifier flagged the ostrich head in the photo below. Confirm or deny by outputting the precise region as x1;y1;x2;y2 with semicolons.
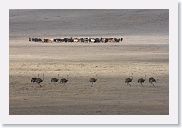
66;75;69;80
42;73;44;80
144;75;146;80
130;73;133;80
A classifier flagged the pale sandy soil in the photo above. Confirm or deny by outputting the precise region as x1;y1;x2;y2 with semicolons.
9;35;169;115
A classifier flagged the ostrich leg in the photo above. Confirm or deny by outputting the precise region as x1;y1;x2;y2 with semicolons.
152;83;156;88
129;83;131;87
141;83;144;87
91;82;93;87
38;83;42;87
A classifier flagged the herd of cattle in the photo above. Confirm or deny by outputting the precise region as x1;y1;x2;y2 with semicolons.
29;37;123;43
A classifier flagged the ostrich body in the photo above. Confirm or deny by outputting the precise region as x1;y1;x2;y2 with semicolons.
35;74;44;87
51;74;59;83
138;75;146;86
125;74;133;86
31;78;37;83
60;78;68;85
51;78;59;82
60;75;69;85
89;78;97;87
149;77;156;87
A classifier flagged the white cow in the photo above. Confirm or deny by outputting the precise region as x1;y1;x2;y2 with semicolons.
73;38;79;43
90;38;95;43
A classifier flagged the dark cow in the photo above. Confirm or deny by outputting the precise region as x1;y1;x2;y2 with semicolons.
31;38;42;42
29;37;124;43
108;38;113;42
105;38;109;43
44;39;49;43
84;38;88;42
80;38;84;43
53;39;57;42
114;38;120;42
89;38;91;42
67;37;74;42
64;38;68;42
53;38;62;42
38;38;42;42
43;39;52;43
94;38;101;43
100;38;105;43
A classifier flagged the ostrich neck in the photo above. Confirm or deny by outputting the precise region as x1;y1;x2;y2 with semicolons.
130;76;133;80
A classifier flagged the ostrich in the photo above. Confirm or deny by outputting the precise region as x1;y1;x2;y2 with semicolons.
35;74;44;87
51;74;59;83
89;77;97;87
31;78;37;83
31;74;40;83
60;75;69;85
149;77;156;87
138;75;146;86
125;73;133;87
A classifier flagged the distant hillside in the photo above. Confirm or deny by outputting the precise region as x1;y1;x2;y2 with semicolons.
9;9;169;39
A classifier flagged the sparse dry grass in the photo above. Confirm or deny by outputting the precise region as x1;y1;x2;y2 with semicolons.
9;35;169;115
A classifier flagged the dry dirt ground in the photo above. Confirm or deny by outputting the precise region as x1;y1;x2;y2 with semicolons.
9;35;169;115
